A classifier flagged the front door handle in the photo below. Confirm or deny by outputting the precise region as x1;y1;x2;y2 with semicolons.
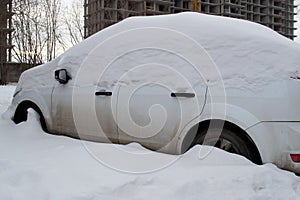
171;92;195;98
95;91;112;96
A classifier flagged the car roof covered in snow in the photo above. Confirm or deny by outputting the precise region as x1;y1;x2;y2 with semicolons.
18;12;300;90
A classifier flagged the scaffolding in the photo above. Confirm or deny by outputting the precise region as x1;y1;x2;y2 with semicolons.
0;0;14;84
84;0;297;40
84;0;173;37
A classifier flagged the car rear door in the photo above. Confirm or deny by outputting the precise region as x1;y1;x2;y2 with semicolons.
116;65;207;151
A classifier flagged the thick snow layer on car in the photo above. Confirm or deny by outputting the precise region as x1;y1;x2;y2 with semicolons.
16;12;300;93
0;86;300;199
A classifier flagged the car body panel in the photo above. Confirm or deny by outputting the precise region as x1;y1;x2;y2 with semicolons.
176;102;262;154
246;122;300;173
117;83;206;151
11;87;54;130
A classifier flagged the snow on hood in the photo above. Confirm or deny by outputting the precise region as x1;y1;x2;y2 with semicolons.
17;12;300;92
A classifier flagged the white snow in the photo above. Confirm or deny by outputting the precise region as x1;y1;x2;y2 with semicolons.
0;86;300;199
16;12;300;94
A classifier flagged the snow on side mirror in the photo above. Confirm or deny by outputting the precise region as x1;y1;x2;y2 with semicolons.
55;69;71;84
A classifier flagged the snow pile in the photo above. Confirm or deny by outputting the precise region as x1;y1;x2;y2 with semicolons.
0;86;16;114
1;86;300;199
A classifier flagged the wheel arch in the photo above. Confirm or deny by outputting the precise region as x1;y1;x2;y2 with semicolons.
179;119;262;164
13;100;48;132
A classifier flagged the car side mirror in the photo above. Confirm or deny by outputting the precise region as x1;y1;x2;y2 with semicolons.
54;69;71;84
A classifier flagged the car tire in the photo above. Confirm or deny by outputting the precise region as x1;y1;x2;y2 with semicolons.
191;127;260;164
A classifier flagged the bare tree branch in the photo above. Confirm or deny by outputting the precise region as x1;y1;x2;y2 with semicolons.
12;0;68;64
63;1;84;46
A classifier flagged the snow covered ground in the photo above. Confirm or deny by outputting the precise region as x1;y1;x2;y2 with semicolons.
0;85;300;199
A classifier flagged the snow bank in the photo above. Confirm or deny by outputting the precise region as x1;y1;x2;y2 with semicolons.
0;86;300;199
0;85;15;114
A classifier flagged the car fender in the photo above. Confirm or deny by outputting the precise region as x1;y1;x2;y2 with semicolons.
12;87;53;129
175;103;261;154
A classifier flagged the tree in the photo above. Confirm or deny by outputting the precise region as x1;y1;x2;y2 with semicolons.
63;1;84;46
43;0;62;61
13;0;44;64
12;0;65;64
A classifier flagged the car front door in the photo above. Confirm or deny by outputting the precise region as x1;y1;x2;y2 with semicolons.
51;68;119;142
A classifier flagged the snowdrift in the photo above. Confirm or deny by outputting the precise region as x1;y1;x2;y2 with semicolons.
1;86;300;199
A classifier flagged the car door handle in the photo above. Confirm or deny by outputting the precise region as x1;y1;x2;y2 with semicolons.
171;92;195;98
95;91;112;96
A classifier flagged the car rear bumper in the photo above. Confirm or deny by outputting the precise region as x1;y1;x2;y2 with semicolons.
281;151;300;173
247;122;300;173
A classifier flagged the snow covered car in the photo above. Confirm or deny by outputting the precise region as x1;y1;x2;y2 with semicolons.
7;13;300;173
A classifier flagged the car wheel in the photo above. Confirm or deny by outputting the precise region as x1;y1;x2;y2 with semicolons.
191;127;260;164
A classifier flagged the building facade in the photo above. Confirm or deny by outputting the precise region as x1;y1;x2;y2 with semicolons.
0;0;13;84
84;0;297;40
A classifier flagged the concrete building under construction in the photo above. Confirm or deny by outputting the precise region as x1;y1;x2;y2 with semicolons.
84;0;297;40
0;0;13;84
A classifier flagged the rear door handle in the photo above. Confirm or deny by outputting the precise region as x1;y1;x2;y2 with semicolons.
171;92;195;98
95;91;112;96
